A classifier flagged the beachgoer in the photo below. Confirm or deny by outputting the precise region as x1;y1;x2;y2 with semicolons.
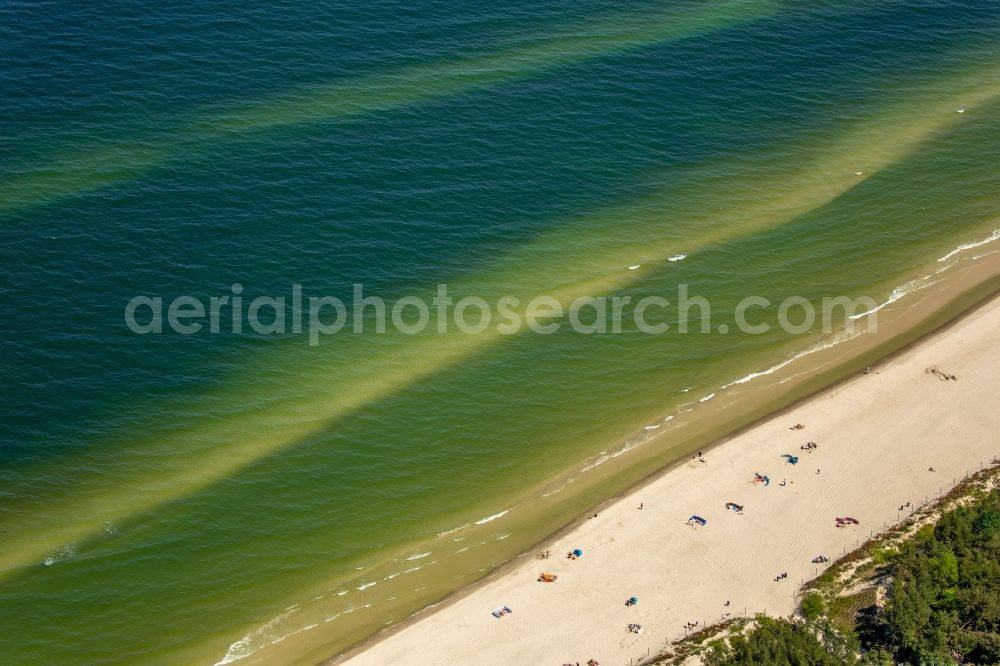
639;503;643;510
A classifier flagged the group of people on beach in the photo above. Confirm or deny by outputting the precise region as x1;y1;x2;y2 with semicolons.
927;367;958;381
521;420;846;657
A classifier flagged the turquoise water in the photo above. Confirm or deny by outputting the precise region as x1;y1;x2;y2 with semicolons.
1;0;999;663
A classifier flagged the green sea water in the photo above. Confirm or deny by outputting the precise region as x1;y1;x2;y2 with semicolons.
1;0;999;663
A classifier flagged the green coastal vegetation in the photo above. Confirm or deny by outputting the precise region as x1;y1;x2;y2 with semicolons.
863;484;1000;665
659;472;1000;665
703;617;856;665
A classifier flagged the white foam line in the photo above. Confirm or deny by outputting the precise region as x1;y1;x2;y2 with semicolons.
972;247;1000;261
474;509;509;525
721;330;866;390
214;606;341;666
581;438;647;472
937;228;1000;262
699;393;716;402
934;262;956;274
405;552;431;561
541;482;569;497
849;275;939;320
668;254;687;262
722;361;798;389
357;581;377;591
436;522;473;538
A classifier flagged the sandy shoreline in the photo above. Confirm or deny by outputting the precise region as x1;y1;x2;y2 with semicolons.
339;291;1000;666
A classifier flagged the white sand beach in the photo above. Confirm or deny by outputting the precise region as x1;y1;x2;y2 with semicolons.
340;293;1000;666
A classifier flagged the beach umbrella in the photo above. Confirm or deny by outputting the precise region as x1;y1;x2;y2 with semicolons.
572;548;583;557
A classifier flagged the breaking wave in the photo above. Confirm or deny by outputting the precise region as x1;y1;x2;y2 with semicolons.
473;509;509;525
937;228;1000;262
